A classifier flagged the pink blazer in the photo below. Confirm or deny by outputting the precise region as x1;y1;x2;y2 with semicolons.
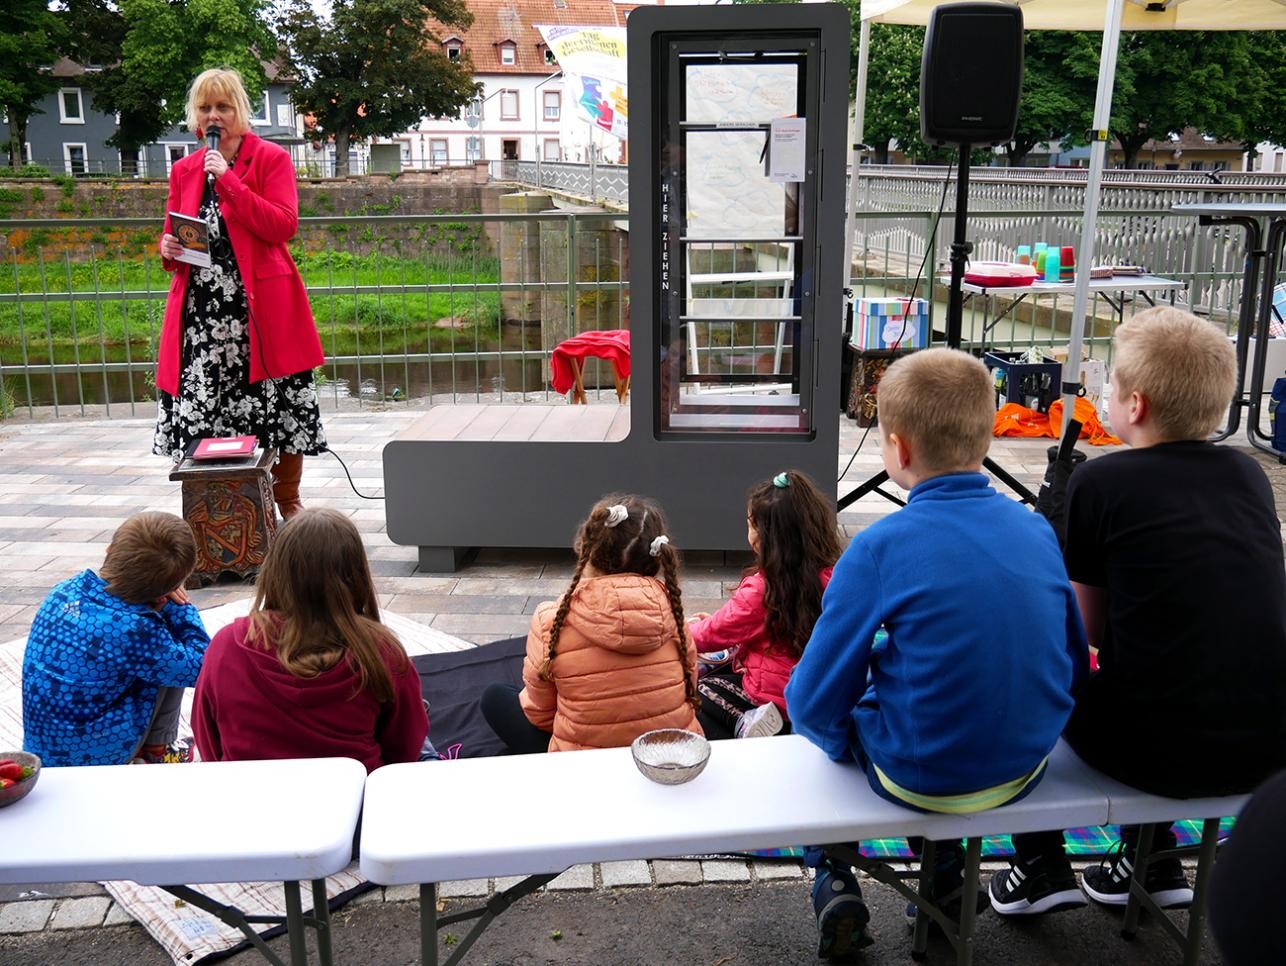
156;132;323;396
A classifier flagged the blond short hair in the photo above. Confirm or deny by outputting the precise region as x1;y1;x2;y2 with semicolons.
100;512;197;604
878;348;994;473
1112;306;1236;441
185;68;253;139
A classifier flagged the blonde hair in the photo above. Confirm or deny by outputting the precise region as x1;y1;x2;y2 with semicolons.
101;512;196;604
1112;306;1236;441
185;68;253;139
877;348;994;473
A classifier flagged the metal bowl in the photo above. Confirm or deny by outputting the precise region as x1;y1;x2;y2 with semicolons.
0;751;40;808
631;729;711;785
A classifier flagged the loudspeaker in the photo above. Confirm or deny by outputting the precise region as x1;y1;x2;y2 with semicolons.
920;2;1024;146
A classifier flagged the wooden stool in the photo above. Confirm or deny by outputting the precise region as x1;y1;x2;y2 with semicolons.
568;357;630;404
169;447;278;588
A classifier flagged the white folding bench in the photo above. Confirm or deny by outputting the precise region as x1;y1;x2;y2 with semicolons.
1093;770;1248;966
0;757;366;966
361;735;1119;966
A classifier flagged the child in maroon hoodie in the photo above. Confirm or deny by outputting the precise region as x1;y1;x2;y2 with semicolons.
193;508;428;771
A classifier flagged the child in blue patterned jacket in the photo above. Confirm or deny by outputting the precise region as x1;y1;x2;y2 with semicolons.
22;511;210;766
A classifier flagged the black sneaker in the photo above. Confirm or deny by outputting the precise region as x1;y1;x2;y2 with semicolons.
813;865;873;961
989;856;1087;916
1081;844;1193;909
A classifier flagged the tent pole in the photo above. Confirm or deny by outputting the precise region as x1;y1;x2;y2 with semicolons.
841;19;871;309
1062;0;1126;435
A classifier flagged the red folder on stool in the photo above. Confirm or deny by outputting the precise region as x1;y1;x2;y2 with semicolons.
192;435;258;460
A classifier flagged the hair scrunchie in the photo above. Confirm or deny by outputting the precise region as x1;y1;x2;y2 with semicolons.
649;535;670;556
605;504;629;527
773;472;791;488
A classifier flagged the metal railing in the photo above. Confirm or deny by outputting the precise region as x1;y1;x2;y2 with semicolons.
0;205;1266;419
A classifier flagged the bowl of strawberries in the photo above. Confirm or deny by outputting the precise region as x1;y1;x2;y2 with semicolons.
0;752;40;808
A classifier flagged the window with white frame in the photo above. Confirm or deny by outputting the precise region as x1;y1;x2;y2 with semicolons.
543;91;561;121
249;92;270;125
446;43;462;62
500;43;516;66
59;88;84;124
466;136;482;161
499;90;518;120
543;138;560;161
430;139;448;164
63;143;87;175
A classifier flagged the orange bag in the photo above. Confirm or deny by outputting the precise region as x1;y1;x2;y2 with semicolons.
1047;398;1121;446
993;402;1050;438
993;398;1121;446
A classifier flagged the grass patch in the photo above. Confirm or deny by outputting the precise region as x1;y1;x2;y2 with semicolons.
0;248;503;363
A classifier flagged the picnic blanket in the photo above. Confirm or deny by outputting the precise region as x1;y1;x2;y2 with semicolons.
415;636;526;760
0;599;473;965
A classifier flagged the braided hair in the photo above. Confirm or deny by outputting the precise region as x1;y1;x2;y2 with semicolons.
540;495;697;709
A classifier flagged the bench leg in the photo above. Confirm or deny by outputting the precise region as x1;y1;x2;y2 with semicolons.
1183;817;1222;966
955;838;982;966
911;840;937;960
283;880;309;966
570;359;588;404
1122;822;1160;939
421;883;439;966
311;878;334;966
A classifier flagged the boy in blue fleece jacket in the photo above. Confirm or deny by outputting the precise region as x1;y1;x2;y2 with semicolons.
23;511;209;766
785;348;1086;959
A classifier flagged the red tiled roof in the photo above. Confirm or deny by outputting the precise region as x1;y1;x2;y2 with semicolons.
427;0;627;75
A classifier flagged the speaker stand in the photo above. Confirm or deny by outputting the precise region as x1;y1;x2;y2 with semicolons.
839;144;1037;512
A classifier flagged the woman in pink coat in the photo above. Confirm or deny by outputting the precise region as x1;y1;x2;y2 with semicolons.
154;68;324;519
690;470;841;740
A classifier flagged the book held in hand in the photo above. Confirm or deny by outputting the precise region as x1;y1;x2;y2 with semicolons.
168;211;211;268
192;435;258;460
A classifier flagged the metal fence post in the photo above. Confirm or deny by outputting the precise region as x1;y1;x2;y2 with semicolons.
567;213;579;337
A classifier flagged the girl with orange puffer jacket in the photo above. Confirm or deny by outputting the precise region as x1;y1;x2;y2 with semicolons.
480;495;701;753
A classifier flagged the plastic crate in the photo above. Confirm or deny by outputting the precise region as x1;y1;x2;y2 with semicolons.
984;350;1061;413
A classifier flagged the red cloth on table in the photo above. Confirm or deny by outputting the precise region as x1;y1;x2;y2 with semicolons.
549;329;631;394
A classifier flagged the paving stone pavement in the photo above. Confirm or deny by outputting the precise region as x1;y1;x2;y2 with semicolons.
0;408;1282;944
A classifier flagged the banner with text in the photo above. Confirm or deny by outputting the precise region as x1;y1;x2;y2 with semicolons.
537;25;628;141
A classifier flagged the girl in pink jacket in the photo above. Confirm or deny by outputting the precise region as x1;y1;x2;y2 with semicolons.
690;470;841;740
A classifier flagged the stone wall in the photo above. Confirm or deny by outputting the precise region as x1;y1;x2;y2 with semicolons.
0;167;494;261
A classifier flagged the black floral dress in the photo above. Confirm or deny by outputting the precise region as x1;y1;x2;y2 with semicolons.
153;180;326;460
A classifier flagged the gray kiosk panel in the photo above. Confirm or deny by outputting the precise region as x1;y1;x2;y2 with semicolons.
383;4;850;570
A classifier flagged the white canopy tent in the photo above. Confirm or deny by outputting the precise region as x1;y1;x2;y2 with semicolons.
844;0;1286;432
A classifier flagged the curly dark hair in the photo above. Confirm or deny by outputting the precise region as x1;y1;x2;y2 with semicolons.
746;470;842;658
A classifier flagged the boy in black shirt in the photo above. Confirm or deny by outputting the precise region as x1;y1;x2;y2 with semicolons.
991;306;1286;915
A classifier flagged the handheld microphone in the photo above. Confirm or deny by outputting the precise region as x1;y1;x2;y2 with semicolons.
205;123;221;184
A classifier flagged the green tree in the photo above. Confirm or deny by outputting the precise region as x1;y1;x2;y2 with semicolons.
1062;30;1253;169
0;0;64;167
87;0;275;150
275;0;477;177
1223;31;1286;155
1005;32;1094;166
54;0;127;69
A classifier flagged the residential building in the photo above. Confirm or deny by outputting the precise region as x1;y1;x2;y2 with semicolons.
0;59;302;177
369;0;633;170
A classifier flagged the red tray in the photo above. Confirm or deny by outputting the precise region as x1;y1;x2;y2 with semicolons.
963;262;1039;287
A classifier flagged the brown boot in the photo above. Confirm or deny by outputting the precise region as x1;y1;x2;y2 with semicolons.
271;452;304;520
